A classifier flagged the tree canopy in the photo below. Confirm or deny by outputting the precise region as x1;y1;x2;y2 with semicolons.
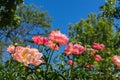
0;0;24;29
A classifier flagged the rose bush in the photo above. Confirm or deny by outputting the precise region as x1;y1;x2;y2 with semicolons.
0;30;120;79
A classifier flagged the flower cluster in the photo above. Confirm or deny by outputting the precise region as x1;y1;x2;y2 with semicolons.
92;42;105;51
7;30;68;67
64;42;105;66
32;36;48;45
32;30;69;50
90;43;105;62
64;43;86;56
7;45;44;66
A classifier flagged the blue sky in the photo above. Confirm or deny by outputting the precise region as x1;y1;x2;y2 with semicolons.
25;0;105;34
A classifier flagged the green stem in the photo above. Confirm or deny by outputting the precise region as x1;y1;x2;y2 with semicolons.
70;55;75;80
48;44;57;65
46;44;57;72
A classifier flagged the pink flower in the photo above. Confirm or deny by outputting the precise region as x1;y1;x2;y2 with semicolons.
25;48;43;66
94;55;102;62
73;44;86;55
64;43;74;56
32;35;48;45
14;46;24;54
64;43;86;56
92;42;105;51
12;46;28;63
112;55;120;69
46;41;59;50
68;60;77;66
49;30;69;45
12;52;23;62
7;45;15;54
12;46;43;66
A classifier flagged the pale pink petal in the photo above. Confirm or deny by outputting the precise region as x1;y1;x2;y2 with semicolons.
32;60;43;66
7;45;15;54
12;54;23;62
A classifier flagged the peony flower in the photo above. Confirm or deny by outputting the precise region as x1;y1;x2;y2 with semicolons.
12;52;23;63
32;35;48;45
11;46;43;66
49;30;69;45
94;54;102;62
112;55;120;69
73;44;86;55
92;42;105;51
26;48;43;66
46;40;59;50
12;46;28;63
7;45;15;54
64;43;74;56
14;46;24;54
68;60;77;66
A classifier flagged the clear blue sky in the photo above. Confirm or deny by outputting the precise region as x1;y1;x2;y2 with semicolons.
25;0;105;34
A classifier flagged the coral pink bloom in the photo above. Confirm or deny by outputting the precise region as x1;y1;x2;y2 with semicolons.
112;56;120;69
12;46;43;66
92;42;105;51
15;46;24;54
94;55;102;62
68;60;77;66
73;44;86;55
26;48;43;66
64;43;74;56
7;45;15;54
13;46;30;64
13;46;25;62
46;41;59;50
32;35;48;45
12;46;25;62
49;30;69;45
12;53;23;62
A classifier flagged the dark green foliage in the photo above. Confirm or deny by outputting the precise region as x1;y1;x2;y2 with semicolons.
68;0;120;79
0;0;24;29
100;0;120;32
69;14;114;45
